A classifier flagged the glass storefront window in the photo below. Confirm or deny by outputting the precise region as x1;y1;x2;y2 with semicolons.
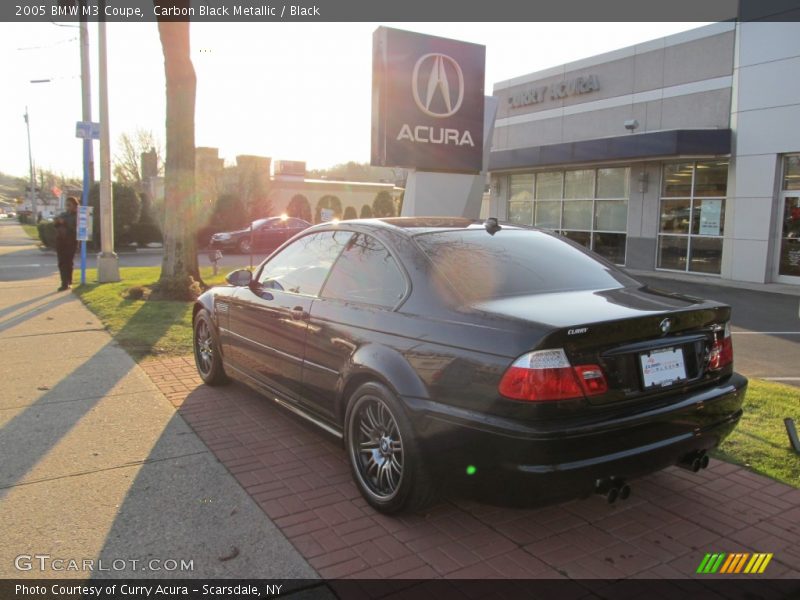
535;172;562;199
692;198;725;236
662;163;694;197
596;168;629;199
564;169;594;199
594;232;627;265
658;161;727;275
779;155;800;278
784;155;800;191
693;160;728;197
562;200;593;230
535;201;561;229
508;173;534;226
510;174;534;201
660;199;691;234
595;200;627;232
503;167;629;265
508;201;533;226
658;235;689;271
689;237;723;274
561;230;591;250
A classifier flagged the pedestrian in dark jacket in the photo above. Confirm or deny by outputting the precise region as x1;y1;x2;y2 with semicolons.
54;197;79;291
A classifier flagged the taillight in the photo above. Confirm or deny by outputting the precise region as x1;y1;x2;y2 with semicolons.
498;349;608;402
707;322;733;370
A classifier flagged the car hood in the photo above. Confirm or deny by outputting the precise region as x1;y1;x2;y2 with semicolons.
467;286;707;328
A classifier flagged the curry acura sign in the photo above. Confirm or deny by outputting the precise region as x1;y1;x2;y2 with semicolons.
371;27;485;173
508;74;601;109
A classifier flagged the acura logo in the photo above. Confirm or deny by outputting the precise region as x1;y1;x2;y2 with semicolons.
660;318;673;334
412;53;464;118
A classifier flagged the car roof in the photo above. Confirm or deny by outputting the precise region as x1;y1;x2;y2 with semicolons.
325;217;526;236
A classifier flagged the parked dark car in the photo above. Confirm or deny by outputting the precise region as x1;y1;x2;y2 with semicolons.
209;216;311;254
192;218;746;513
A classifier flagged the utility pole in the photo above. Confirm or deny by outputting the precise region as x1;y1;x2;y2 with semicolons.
24;107;37;224
96;1;119;282
79;0;93;285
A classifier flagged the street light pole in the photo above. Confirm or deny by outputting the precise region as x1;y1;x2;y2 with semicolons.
96;6;119;283
24;107;37;225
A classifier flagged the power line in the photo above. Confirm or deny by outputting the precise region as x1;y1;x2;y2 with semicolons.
16;37;78;51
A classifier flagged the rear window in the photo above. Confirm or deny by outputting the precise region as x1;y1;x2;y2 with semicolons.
414;229;636;301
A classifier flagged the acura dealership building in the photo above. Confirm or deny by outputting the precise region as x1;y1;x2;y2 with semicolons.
487;22;800;286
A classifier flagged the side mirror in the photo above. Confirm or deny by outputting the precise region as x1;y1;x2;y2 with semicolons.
225;269;253;287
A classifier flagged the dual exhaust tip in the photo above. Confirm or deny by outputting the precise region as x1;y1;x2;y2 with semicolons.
677;450;710;473
594;449;710;504
594;478;631;504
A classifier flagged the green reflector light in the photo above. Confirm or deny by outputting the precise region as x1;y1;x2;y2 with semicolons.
466;465;477;476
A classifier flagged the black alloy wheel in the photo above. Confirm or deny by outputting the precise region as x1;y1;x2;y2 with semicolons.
345;382;437;513
238;237;252;254
193;309;228;385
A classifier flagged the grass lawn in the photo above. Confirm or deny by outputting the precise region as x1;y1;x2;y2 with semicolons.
73;266;241;359
73;266;800;489
713;379;800;488
21;223;39;240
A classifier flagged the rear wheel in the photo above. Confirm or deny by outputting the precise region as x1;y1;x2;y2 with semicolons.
344;381;437;513
193;309;229;385
237;237;252;254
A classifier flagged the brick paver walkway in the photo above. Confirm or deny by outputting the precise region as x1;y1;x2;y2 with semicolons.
141;357;800;580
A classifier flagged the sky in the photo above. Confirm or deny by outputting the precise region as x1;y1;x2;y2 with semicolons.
1;21;711;182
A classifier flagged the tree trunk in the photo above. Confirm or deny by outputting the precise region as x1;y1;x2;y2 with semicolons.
154;12;202;299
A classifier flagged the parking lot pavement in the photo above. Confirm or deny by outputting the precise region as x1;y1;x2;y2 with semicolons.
142;357;800;581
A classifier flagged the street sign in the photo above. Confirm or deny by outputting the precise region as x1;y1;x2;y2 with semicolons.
75;121;100;140
77;205;93;241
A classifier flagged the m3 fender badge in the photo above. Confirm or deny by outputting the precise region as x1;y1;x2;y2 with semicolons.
660;318;673;334
567;327;589;336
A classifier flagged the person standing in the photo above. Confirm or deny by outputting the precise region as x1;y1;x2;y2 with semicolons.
54;197;79;291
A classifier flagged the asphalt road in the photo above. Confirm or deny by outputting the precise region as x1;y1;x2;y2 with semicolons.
1;220;796;386
636;275;800;387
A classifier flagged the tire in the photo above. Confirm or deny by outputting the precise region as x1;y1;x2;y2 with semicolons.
237;237;252;254
344;381;437;514
193;309;229;386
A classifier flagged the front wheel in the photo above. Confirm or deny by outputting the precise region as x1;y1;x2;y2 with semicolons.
193;309;229;386
344;382;437;514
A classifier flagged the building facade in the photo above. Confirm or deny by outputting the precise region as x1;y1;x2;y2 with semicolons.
488;22;800;285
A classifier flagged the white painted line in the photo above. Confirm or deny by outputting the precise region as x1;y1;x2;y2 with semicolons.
731;331;800;335
0;264;45;268
763;377;800;382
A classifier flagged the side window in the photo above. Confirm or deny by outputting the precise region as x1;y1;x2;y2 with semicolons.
322;233;406;308
288;218;308;229
257;230;352;296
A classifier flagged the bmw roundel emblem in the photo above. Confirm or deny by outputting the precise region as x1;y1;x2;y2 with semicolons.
660;318;673;334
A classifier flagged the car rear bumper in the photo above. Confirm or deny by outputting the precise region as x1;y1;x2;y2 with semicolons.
404;373;747;502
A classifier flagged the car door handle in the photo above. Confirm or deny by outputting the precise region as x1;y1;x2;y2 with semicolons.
290;306;308;321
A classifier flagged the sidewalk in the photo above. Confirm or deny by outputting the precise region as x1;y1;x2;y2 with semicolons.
0;220;317;580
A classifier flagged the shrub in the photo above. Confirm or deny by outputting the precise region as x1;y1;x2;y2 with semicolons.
314;195;342;223
372;190;395;217
286;194;312;222
130;222;163;247
37;220;56;248
343;206;357;220
359;204;373;219
88;182;141;250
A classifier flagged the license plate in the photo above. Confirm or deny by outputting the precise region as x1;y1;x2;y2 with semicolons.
640;347;687;388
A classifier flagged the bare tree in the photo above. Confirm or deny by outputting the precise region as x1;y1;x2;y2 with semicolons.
153;7;202;298
113;128;164;185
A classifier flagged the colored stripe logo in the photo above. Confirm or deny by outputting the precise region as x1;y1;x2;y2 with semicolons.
696;552;773;574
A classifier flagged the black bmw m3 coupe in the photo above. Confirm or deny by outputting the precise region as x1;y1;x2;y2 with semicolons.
192;218;746;513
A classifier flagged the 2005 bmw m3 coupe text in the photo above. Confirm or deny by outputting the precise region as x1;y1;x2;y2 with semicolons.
192;218;746;513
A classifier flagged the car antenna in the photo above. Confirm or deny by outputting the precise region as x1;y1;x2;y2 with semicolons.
484;217;502;236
